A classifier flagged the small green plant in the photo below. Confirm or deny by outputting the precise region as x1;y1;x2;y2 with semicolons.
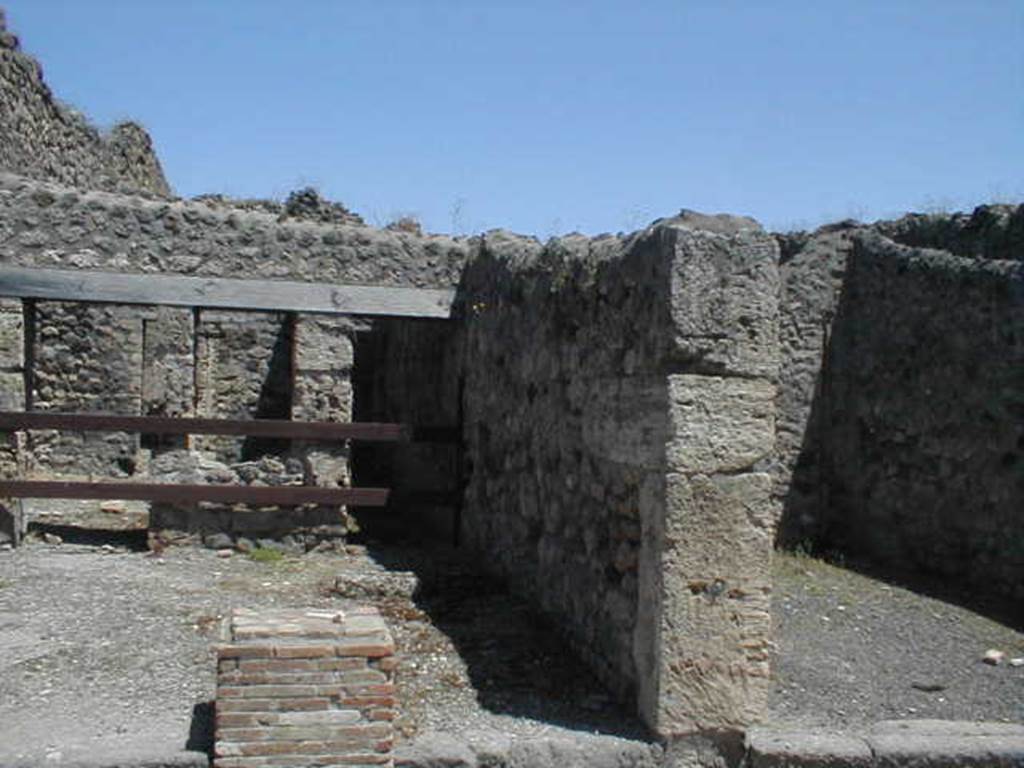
0;578;10;589
248;547;285;564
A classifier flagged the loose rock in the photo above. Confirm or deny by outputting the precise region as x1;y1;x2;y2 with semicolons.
983;649;1005;666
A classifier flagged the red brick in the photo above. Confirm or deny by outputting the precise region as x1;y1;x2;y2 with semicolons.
334;670;388;685
216;697;330;713
216;713;261;729
220;671;347;686
216;753;390;766
219;722;390;745
320;683;395;698
372;656;399;672
274;643;336;659
216;643;275;660
335;642;394;658
336;695;395;709
233;736;387;757
315;658;368;672
217;699;273;713
218;684;320;699
367;708;394;722
238;659;317;673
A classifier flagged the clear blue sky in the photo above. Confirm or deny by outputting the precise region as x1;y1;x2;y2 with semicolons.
3;1;1022;236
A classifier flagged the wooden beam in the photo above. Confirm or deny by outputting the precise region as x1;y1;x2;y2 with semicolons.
0;411;411;442
0;266;454;319
0;480;390;507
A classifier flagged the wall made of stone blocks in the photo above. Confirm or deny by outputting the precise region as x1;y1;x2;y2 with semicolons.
292;315;357;491
457;214;779;744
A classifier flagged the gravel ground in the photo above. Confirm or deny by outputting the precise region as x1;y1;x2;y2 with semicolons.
0;538;647;765
769;551;1024;729
0;540;1021;765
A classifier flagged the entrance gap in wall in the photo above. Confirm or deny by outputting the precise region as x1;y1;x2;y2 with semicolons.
349;318;462;546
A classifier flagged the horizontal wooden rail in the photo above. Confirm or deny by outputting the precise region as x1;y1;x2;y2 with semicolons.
0;266;455;319
0;480;389;507
0;412;460;444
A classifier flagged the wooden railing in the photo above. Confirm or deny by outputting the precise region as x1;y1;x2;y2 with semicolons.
0;411;460;544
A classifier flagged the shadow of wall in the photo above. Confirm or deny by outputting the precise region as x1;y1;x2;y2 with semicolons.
780;231;1024;618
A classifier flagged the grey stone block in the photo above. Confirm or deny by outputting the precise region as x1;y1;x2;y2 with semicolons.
653;472;773;735
668;225;780;379
0;299;24;369
293;315;354;371
746;727;872;767
866;720;1024;767
0;369;25;410
667;375;775;474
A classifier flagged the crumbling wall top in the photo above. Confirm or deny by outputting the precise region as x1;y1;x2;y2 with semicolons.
0;10;171;197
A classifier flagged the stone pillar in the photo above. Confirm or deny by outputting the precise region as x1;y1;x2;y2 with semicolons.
291;316;354;488
637;222;779;762
0;298;25;544
215;606;396;768
141;306;195;440
194;310;292;461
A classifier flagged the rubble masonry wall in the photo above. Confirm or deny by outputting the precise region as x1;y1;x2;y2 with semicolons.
776;228;1024;601
0;12;170;197
457;217;779;741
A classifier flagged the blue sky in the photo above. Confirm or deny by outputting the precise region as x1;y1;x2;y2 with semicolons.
3;1;1022;236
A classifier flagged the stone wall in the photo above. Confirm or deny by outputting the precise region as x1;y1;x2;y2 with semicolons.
775;226;1024;601
457;214;779;746
873;203;1024;262
0;11;170;197
194;310;293;462
0;172;467;540
826;235;1024;598
0;173;468;288
0;169;468;467
28;300;144;476
772;228;854;545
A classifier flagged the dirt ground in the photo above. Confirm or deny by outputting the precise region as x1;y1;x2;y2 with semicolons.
0;538;1021;765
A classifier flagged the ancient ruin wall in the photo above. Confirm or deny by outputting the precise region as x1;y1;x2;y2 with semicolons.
873;203;1024;262
0;173;467;288
457;216;779;742
772;228;854;545
0;173;468;538
826;235;1024;598
775;227;1024;601
0;11;170;197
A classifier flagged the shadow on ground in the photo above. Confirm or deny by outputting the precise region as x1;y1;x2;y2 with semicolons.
362;539;651;742
185;701;214;756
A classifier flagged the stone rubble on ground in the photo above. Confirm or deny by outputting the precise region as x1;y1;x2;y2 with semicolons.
983;649;1006;666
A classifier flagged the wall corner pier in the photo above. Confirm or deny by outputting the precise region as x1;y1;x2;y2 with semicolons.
457;214;780;752
641;222;779;748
